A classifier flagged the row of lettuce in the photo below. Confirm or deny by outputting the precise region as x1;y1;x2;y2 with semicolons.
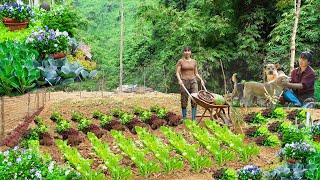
0;2;97;96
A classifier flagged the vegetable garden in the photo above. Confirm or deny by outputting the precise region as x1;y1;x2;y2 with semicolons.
0;0;320;179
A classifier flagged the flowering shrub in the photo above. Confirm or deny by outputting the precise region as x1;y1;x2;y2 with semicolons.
238;165;262;180
0;3;33;22
26;27;70;56
0;145;81;179
279;142;316;163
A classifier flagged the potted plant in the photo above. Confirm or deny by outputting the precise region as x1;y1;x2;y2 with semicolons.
0;3;33;31
237;165;263;180
26;27;70;59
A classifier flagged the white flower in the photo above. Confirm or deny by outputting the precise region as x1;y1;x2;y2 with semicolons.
16;157;22;163
35;171;42;179
65;170;70;176
54;44;58;48
48;161;54;173
3;151;9;157
27;155;32;160
62;31;69;36
13;146;19;151
8;162;12;166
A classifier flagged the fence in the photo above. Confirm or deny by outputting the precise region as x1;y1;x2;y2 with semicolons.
0;90;49;141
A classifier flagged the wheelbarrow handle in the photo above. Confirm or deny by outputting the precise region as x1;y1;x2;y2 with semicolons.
180;83;196;103
200;82;207;92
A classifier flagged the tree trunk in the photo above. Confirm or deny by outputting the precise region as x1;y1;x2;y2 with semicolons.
290;0;301;72
119;0;124;92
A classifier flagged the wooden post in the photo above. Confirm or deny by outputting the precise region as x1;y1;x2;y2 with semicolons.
1;97;4;141
27;93;31;117
290;0;301;72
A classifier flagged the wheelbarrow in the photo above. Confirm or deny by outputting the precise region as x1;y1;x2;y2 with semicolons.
180;82;231;125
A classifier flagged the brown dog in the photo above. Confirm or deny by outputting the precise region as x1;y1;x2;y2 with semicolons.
243;74;290;108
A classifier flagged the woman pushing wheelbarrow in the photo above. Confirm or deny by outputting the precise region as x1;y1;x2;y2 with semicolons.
176;46;231;125
176;46;205;120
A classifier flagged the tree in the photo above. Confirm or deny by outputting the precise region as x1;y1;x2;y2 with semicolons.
290;0;301;72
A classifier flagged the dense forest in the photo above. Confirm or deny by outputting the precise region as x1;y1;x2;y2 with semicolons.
73;0;319;94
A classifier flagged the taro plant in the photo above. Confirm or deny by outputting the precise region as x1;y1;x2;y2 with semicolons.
205;120;259;162
160;126;212;172
111;130;160;176
185;120;235;165
87;132;132;180
56;140;105;179
135;127;184;173
237;165;262;180
0;41;40;95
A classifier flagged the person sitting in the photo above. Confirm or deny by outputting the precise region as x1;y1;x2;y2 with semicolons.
282;51;316;107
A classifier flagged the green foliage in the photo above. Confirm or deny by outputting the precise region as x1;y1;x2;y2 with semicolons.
135;127;184;173
0;41;40;96
160;126;212;172
0;140;81;179
78;118;92;132
119;113;134;125
267;0;320;68
271;107;287;119
205;120;259;162
139;110;152;122
0;20;42;42
253;113;267;124
99;115;113;128
185;120;235;165
264;134;281;147
315;80;320;102
36;5;84;37
305;152;320;179
56;120;71;134
281;127;311;145
56;139;105;179
110;130;160;176
87;132;132;180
